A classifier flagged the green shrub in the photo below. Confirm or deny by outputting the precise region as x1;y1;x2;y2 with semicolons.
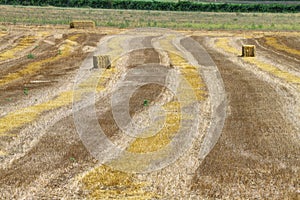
0;0;299;13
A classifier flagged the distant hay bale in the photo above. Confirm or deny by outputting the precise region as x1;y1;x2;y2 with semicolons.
70;20;95;29
93;55;111;69
242;45;255;57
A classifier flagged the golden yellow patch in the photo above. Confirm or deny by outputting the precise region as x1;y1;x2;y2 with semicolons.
0;91;73;135
127;101;181;153
80;165;158;199
244;57;300;84
0;35;36;61
159;36;207;101
215;37;240;55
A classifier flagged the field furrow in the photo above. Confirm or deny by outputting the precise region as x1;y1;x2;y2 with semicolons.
69;35;161;199
244;37;300;74
215;37;300;87
192;35;299;199
0;35;37;61
0;34;119;140
264;36;300;57
159;35;207;101
0;34;80;87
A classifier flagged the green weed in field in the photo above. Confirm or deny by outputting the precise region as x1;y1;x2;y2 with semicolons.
23;88;29;95
27;53;35;59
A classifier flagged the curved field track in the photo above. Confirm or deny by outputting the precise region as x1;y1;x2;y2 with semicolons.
191;35;299;199
0;26;299;199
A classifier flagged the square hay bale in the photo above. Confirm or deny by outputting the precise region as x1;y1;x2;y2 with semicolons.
242;45;255;57
93;55;111;69
70;20;95;29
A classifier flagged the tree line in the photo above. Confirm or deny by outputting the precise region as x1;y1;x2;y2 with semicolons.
0;0;299;13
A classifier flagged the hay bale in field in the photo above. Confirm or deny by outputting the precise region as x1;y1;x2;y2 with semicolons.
242;45;255;57
70;20;95;29
93;55;111;69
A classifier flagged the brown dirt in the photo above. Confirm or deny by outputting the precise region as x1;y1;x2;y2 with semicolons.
0;32;103;108
274;36;300;52
253;36;300;70
97;45;164;139
0;114;97;199
191;36;299;199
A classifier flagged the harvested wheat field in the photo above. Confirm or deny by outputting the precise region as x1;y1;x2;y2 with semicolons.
0;24;299;199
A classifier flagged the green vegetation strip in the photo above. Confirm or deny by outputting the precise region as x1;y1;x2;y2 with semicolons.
0;0;299;13
0;5;299;30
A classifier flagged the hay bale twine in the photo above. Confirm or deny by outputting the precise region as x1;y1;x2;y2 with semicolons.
242;45;255;57
93;55;111;69
70;20;95;29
